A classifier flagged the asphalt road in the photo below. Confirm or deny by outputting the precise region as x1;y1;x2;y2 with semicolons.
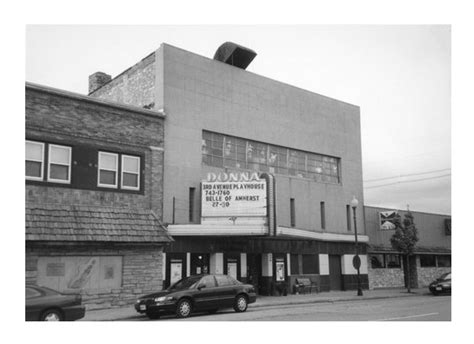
134;294;451;321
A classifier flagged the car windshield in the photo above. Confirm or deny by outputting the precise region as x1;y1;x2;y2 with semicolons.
168;275;202;291
439;272;451;280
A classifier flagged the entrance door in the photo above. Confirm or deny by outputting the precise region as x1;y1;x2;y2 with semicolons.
190;253;210;275
329;255;342;291
246;254;262;294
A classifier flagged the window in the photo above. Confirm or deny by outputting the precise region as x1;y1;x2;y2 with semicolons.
202;130;340;184
99;152;141;190
199;275;216;288
26;140;44;180
26;287;42;299
302;254;318;274
290;254;299;275
386;254;401;268
320;202;326;230
189;187;195;222
98;152;118;188
346;205;352;231
47;144;71;183
121;155;140;190
444;219;451;236
290;198;296;227
215;275;238;286
370;254;385;268
437;255;451;267
420;255;436;267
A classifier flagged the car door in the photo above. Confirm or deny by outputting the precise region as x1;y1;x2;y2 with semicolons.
193;275;218;311
215;275;238;307
26;286;44;321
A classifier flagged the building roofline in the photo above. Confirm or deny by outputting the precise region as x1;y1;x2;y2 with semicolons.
160;42;360;109
26;82;166;119
364;204;451;217
87;42;359;110
88;51;156;96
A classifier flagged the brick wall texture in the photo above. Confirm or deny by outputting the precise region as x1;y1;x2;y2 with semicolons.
26;84;167;309
90;52;156;109
26;86;164;215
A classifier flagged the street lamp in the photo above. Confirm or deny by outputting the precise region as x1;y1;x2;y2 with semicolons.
350;196;363;296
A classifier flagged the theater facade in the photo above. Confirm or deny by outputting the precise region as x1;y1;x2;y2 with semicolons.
89;42;369;294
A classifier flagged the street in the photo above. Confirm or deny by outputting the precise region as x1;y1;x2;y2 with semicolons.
130;294;450;321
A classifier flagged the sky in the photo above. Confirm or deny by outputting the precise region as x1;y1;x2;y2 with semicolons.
25;25;451;215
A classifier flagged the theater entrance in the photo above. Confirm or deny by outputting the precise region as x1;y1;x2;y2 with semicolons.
246;254;262;294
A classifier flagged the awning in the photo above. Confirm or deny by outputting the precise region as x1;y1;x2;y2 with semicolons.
26;203;173;243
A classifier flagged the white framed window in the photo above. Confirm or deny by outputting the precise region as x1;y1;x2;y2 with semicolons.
98;152;118;188
47;144;72;183
26;140;44;180
121;155;140;190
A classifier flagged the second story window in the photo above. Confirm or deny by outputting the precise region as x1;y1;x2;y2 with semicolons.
98;151;141;191
26;140;44;181
98;152;118;188
48;144;72;184
121;155;140;190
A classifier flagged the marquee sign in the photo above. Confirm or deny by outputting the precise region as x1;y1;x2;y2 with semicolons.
201;172;267;217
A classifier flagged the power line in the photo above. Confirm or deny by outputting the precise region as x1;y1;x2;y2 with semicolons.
364;168;451;183
364;173;451;190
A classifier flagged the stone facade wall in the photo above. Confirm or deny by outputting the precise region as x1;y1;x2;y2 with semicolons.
26;243;164;310
90;52;156;109
368;267;405;289
417;267;451;287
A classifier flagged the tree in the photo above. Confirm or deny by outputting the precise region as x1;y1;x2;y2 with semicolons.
390;209;419;292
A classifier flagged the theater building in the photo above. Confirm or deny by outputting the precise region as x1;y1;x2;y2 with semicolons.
365;206;451;289
89;42;369;294
25;83;172;308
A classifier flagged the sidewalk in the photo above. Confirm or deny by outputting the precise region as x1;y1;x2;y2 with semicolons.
81;288;428;321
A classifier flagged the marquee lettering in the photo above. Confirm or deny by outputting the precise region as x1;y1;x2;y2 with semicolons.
206;172;260;183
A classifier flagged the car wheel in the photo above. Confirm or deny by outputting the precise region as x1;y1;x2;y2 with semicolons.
431;291;438;296
41;309;63;321
146;311;161;320
233;295;248;313
176;299;192;318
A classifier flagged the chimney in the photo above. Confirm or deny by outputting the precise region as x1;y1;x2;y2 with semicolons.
88;72;111;94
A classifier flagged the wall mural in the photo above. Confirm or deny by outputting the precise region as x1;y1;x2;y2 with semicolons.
37;256;122;292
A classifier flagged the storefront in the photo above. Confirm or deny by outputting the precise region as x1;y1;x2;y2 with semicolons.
164;171;369;295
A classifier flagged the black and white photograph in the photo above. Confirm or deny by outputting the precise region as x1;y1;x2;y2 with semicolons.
6;1;472;343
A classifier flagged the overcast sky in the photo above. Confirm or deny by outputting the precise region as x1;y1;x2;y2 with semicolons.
25;25;451;215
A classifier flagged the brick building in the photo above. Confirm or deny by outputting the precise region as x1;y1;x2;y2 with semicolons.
25;82;172;309
365;206;451;289
89;42;369;295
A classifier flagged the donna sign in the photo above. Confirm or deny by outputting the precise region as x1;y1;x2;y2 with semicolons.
202;172;267;217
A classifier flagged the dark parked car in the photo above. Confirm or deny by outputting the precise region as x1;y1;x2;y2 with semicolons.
429;272;451;295
26;285;86;321
135;274;257;319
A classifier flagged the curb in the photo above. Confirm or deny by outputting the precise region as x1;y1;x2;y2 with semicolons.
249;291;423;309
83;291;425;321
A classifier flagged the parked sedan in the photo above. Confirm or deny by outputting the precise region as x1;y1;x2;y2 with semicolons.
26;285;86;321
429;272;451;295
135;274;257;319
